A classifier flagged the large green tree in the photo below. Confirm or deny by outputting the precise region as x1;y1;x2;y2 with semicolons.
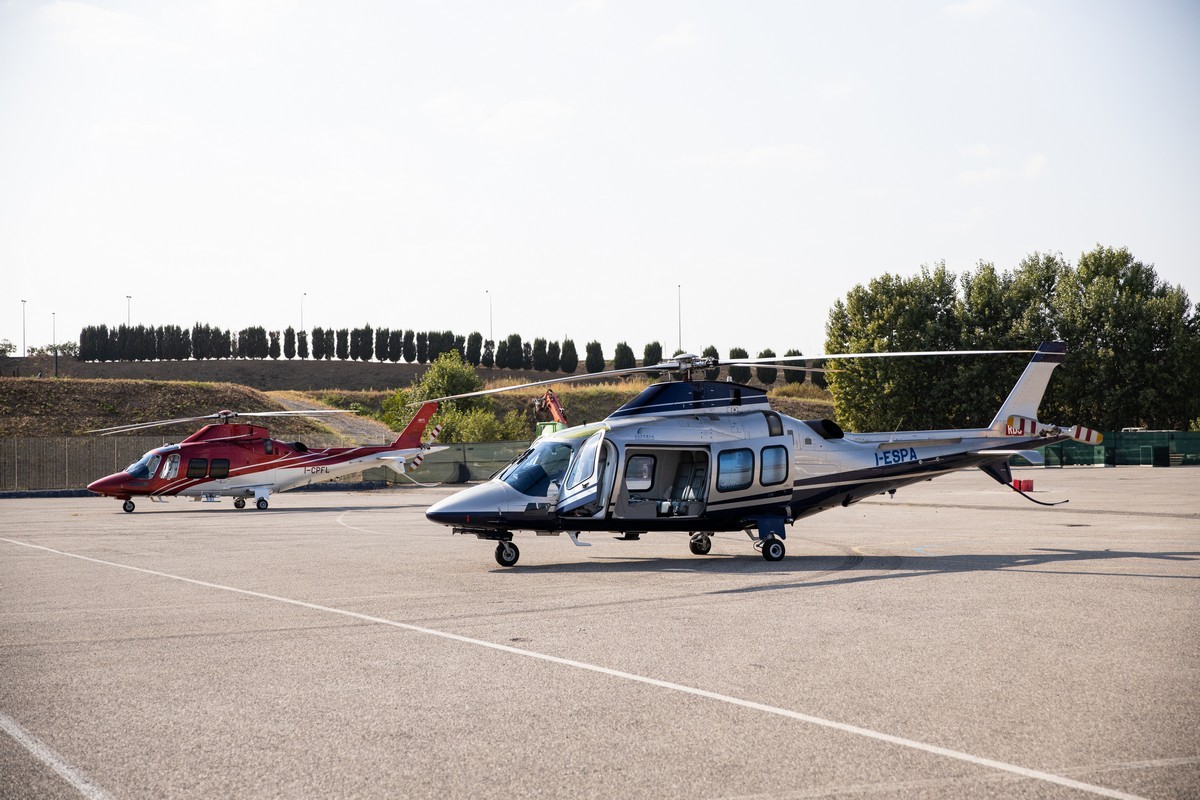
1050;246;1199;430
825;248;1199;432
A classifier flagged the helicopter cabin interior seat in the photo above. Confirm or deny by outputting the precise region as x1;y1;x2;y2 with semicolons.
658;453;708;517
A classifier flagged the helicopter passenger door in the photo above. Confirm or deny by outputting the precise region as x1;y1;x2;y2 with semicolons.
709;433;794;519
557;431;614;516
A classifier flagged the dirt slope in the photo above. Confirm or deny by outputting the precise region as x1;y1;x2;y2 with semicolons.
269;391;398;444
0;378;333;438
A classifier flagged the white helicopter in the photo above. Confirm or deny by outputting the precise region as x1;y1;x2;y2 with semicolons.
425;343;1101;567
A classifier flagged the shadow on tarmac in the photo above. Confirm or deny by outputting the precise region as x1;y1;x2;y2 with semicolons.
496;547;1200;589
103;504;428;516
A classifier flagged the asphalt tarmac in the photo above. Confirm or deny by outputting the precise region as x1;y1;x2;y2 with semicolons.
1;468;1197;799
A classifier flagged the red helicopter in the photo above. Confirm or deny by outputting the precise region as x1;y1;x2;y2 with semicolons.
87;403;441;512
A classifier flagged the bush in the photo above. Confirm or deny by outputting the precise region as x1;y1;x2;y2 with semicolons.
435;408;531;443
770;381;831;400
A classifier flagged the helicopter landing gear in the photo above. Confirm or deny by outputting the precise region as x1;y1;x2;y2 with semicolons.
234;498;246;509
495;541;520;567
256;497;269;511
688;533;713;556
122;499;135;513
760;537;786;562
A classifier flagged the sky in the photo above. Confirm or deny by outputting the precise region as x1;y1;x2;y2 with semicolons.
2;0;1198;360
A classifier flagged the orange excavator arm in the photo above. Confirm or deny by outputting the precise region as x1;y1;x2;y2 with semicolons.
536;389;568;425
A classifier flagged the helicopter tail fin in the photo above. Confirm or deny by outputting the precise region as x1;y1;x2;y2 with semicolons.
988;342;1066;433
392;402;439;449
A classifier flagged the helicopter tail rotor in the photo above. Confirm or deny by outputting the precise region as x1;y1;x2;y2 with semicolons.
1006;415;1103;445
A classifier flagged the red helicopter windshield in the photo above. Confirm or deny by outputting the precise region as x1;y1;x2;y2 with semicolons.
124;452;162;479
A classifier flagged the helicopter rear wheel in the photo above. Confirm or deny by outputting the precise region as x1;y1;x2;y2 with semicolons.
122;499;135;513
761;537;785;562
495;542;520;567
688;533;712;556
234;498;246;509
256;498;269;510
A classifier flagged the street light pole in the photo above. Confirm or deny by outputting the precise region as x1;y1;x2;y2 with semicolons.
301;292;306;332
52;311;57;378
126;295;131;327
21;299;26;357
487;290;493;342
677;284;682;354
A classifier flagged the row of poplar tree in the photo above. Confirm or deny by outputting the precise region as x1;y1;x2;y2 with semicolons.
74;323;812;384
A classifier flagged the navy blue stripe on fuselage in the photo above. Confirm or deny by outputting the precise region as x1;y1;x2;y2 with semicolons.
704;487;794;510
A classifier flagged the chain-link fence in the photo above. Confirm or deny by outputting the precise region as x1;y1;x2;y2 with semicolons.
0;437;530;492
4;432;1194;492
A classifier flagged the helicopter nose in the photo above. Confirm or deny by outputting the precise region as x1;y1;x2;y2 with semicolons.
426;482;512;526
87;472;128;496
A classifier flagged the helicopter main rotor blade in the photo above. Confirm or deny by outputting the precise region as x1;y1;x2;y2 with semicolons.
230;410;354;418
87;415;224;435
724;348;1037;366
752;363;840;374
417;348;1040;405
417;365;657;404
87;409;354;436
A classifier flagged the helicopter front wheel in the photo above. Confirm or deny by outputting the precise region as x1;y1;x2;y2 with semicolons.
688;533;712;556
234;498;246;509
495;542;520;567
122;499;135;513
761;537;785;562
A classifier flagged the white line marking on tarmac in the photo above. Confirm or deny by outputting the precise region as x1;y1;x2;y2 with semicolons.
0;711;116;800
335;511;385;535
2;537;1149;800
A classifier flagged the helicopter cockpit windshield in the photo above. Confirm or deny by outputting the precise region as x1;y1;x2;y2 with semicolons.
124;451;162;480
498;439;576;497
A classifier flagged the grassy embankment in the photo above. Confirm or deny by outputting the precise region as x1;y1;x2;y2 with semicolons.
0;376;835;439
0;378;333;439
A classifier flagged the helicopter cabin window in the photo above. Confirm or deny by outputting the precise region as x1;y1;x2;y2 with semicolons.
264;440;274;455
124;453;162;480
209;459;230;479
566;432;603;490
160;454;180;479
624;455;656;492
717;448;754;492
761;446;789;486
186;458;208;479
